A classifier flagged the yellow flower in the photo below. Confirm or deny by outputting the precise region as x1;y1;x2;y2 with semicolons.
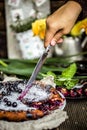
71;18;87;36
32;19;46;39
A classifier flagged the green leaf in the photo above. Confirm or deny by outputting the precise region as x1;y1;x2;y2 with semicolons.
0;60;8;67
64;79;79;89
61;63;77;79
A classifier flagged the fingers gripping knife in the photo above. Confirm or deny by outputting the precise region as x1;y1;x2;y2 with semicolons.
18;45;51;100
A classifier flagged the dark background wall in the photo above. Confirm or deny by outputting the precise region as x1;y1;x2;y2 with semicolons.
50;0;87;21
0;0;7;58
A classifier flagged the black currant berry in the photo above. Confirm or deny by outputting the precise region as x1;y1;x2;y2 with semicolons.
6;101;11;106
9;86;14;92
2;91;6;96
3;98;8;102
18;88;22;93
12;102;17;107
7;91;11;95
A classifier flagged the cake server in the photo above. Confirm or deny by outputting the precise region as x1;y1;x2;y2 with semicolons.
18;44;51;100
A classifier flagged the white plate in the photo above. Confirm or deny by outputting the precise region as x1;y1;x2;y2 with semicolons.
58;91;66;110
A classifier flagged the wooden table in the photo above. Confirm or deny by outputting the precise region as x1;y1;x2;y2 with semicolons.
58;98;87;130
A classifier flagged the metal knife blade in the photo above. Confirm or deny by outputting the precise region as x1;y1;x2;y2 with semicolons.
18;44;51;100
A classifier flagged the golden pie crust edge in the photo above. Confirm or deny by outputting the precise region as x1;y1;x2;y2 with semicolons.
0;109;68;130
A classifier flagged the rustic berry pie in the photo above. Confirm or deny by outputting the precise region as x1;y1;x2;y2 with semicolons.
0;79;66;122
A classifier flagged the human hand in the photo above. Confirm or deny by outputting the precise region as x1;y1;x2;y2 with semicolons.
44;1;82;47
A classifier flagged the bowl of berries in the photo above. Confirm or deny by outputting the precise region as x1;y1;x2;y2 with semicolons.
56;79;87;99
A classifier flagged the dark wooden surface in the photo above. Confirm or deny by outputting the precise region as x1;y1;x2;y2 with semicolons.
57;99;87;130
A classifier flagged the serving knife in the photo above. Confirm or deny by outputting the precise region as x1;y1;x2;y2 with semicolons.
18;44;51;100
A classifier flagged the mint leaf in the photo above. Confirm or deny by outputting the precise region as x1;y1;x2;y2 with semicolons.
47;71;56;78
64;79;79;89
56;63;78;89
61;63;77;79
40;63;78;89
40;71;56;78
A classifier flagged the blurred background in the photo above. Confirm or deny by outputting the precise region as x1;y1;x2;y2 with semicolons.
0;0;87;60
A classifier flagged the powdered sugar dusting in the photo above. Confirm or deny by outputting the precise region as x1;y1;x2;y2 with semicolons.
0;81;36;111
24;84;51;102
0;81;51;111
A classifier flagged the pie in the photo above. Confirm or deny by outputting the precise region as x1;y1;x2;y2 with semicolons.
0;79;65;122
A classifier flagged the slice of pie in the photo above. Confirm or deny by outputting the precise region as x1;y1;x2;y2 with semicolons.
0;79;65;122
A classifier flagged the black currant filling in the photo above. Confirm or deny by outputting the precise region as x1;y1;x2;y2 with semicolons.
0;80;64;113
56;79;87;98
0;80;33;111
